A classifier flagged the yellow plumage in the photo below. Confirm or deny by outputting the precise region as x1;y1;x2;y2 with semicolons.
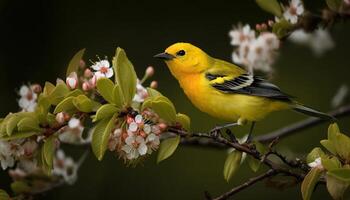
154;42;333;124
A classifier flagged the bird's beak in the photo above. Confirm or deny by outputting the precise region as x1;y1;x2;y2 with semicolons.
153;52;175;61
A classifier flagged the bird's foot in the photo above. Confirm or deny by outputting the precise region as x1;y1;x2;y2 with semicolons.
209;123;238;134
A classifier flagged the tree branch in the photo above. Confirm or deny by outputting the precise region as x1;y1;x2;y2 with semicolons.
255;104;350;143
210;169;277;200
175;104;350;148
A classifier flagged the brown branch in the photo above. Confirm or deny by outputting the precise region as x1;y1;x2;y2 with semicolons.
170;128;306;180
255;104;350;143
175;104;350;148
210;169;277;200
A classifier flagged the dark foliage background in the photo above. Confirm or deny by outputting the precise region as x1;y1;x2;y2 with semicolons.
0;0;349;199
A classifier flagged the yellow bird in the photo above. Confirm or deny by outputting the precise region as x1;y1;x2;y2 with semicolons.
154;42;334;138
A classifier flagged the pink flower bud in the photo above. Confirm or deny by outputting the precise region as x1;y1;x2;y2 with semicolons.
84;68;93;78
158;123;167;131
126;116;134;124
56;112;66;124
23;140;38;157
30;84;42;93
150;81;158;89
139;131;147;138
82;81;91;91
89;75;97;88
255;24;261;31
122;132;128;141
261;23;267;30
56;78;65;85
145;66;155;77
66;72;78;90
268;20;274;27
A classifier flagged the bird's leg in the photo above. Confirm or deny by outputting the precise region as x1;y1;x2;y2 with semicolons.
210;123;238;135
246;121;256;143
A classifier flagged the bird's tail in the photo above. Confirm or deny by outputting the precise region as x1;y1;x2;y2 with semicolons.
292;104;336;121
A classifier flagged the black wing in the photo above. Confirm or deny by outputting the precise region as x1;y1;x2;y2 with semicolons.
206;73;292;102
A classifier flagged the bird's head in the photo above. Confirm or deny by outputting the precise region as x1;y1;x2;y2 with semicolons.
154;43;212;78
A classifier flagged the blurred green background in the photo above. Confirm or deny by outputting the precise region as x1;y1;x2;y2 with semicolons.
0;0;350;199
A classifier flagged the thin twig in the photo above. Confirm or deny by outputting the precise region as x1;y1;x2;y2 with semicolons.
211;169;277;200
255;104;350;143
174;104;350;148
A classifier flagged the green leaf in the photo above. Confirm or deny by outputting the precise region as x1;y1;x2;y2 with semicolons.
43;82;55;96
113;47;137;104
328;168;350;183
48;83;69;105
334;133;350;162
326;174;349;200
91;114;117;161
96;78;116;104
43;135;56;172
255;0;282;17
272;19;293;39
157;135;180;163
112;84;124;108
328;123;340;142
0;131;37;140
223;150;242;182
54;96;76;114
147;87;162;97
326;0;342;11
93;104;119;122
36;94;51;123
247;155;261;172
322;156;341;171
73;95;94;113
5;112;33;136
66;48;85;77
6;114;23;136
301;168;322;200
320;139;336;155
143;96;177;123
11;181;30;194
253;141;268;154
66;89;84;98
306;147;325;164
0;189;10;200
176;113;191;131
17;117;41;132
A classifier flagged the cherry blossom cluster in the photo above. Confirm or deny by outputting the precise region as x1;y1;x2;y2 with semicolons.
229;24;279;73
229;0;337;74
18;84;41;112
108;110;166;162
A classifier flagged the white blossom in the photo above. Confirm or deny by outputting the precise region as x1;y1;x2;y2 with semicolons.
91;60;113;79
289;28;335;56
135;115;143;124
232;32;279;73
18;85;37;112
146;133;160;154
121;134;148;160
128;122;138;132
0;140;15;170
332;84;348;108
308;157;323;169
53;150;78;185
108;128;122;151
283;0;304;24
133;81;148;103
229;24;256;46
59;118;84;144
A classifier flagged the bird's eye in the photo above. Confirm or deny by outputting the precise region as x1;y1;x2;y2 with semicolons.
176;50;186;56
